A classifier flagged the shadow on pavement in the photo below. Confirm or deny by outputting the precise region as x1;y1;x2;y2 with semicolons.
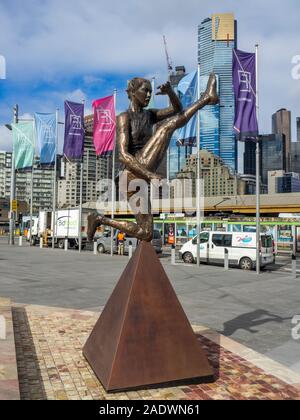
12;307;47;400
220;310;292;337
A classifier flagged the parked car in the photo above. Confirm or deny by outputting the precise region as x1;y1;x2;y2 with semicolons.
96;229;163;255
179;231;275;270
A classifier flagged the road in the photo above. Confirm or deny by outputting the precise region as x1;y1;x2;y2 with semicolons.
0;236;300;373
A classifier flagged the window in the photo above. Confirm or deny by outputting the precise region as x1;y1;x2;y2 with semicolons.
212;234;232;247
223;234;232;247
192;232;209;245
261;235;272;248
200;232;209;243
212;234;224;246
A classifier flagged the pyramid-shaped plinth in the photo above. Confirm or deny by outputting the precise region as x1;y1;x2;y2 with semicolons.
83;241;213;392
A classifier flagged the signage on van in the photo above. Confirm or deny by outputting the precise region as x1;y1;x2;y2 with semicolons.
232;233;255;248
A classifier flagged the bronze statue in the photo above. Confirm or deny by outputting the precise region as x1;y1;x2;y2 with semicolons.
88;73;218;242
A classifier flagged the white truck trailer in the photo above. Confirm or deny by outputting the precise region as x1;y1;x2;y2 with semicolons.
28;208;92;249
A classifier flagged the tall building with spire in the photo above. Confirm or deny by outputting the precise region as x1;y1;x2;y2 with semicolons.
198;13;237;171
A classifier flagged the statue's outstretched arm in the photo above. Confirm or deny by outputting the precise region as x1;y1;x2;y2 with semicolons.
117;113;160;183
153;82;183;122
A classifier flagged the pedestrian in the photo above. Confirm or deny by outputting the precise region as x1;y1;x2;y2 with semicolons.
118;231;125;255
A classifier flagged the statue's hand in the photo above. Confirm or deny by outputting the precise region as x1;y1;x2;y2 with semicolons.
156;81;172;96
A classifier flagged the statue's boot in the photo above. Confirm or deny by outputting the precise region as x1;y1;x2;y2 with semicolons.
87;213;104;242
203;73;219;105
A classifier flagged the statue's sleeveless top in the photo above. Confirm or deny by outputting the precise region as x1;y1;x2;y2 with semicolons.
127;109;155;156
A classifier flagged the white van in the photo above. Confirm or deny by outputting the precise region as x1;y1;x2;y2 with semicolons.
179;231;275;270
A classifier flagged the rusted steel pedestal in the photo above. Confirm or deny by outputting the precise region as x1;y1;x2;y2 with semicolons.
83;241;213;392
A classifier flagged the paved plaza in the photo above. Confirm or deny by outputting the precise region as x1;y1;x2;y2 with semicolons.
1;238;300;399
10;304;300;400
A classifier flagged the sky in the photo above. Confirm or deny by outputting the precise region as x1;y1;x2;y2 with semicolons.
0;0;300;152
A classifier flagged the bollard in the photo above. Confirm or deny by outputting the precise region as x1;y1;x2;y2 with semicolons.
40;237;43;249
171;244;176;265
128;244;133;259
94;241;97;255
224;248;229;270
292;254;297;279
19;236;22;247
65;238;68;251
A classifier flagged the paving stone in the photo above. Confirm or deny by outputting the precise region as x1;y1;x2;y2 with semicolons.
10;304;300;400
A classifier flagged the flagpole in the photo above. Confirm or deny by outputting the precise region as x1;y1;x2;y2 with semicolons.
196;64;201;267
9;104;18;246
29;160;34;246
255;44;261;275
78;100;85;253
52;109;59;249
111;89;117;257
78;160;83;252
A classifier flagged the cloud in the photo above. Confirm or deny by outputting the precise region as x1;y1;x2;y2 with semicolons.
53;88;87;104
83;75;104;86
0;0;300;138
0;125;13;151
0;113;34;152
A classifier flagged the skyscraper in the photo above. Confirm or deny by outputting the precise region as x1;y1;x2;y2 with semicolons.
198;13;237;171
243;134;286;188
291;141;300;175
260;134;286;186
297;117;300;143
272;108;291;170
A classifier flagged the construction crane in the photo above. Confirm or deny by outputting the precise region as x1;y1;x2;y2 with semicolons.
163;35;173;76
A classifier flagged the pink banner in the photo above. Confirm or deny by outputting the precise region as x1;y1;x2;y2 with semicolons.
92;95;116;156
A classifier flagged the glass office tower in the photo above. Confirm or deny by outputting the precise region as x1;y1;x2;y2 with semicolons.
198;13;237;171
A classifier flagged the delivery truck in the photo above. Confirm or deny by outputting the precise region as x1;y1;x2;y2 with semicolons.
28;209;94;249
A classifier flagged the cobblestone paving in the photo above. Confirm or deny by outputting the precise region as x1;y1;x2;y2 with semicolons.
12;305;300;400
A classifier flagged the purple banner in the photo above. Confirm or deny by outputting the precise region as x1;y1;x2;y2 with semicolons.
233;49;258;139
64;101;85;159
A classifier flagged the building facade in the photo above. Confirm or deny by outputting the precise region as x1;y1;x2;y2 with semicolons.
1;151;61;213
260;134;286;186
272;108;291;170
0;151;12;199
15;158;58;212
268;170;300;194
291;141;300;175
58;115;108;208
198;13;237;171
244;134;286;188
176;149;246;197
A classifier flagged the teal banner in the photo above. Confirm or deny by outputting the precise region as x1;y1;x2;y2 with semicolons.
12;121;35;169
